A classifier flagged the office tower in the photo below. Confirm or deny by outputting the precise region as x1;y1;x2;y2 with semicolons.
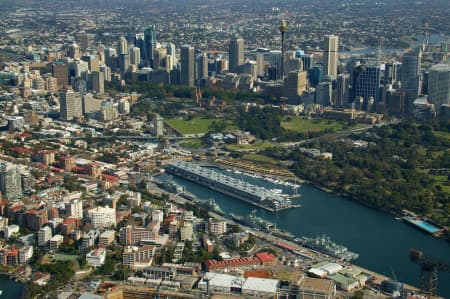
196;53;208;82
90;71;104;94
180;45;195;87
117;36;128;55
401;49;422;114
153;114;164;137
0;162;23;199
119;53;130;74
316;82;333;106
386;89;407;117
284;70;307;101
384;61;401;84
308;65;323;87
135;33;145;58
100;64;111;82
228;37;244;73
60;89;82;121
81;55;100;72
72;60;89;80
352;64;381;104
269;50;282;79
428;64;450;109
166;43;177;65
323;35;339;79
130;47;141;66
287;57;303;73
104;47;117;67
98;45;105;64
279;20;288;79
68;43;81;59
336;73;350;107
153;47;167;70
52;62;69;89
144;25;157;66
301;53;314;71
243;61;258;79
79;32;89;51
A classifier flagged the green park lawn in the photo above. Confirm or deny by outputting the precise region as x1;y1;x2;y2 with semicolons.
166;117;237;135
281;117;344;133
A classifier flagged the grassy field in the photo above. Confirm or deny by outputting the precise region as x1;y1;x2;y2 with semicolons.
178;138;204;148
432;175;450;194
281;117;344;133
166;117;236;135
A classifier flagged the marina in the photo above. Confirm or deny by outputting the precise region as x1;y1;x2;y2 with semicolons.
166;161;299;212
168;172;450;297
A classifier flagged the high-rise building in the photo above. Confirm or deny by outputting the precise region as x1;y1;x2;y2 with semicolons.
79;32;89;51
316;82;333;106
323;35;339;79
82;93;102;114
336;73;350;107
60;89;82;121
384;61;401;84
68;43;81;59
284;70;307;101
428;64;450;109
279;20;288;79
308;65;323;87
130;47;141;66
135;33;145;60
166;43;177;65
352;64;381;104
90;71;104;94
180;45;195;87
401;50;422;113
300;53;314;71
196;53;208;82
269;50;282;79
0;162;23;199
52;62;69;89
119;53;130;74
228;37;244;73
144;26;157;67
82;55;100;72
153;47;167;70
117;36;128;55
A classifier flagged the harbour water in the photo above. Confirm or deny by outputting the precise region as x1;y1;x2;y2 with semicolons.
0;275;24;298
169;171;450;297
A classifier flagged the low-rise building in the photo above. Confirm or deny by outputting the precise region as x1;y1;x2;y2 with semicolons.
49;234;64;251
242;277;280;298
123;245;156;269
99;230;115;247
295;277;336;299
86;248;106;267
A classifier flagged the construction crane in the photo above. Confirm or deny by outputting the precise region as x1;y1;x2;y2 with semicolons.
409;248;450;296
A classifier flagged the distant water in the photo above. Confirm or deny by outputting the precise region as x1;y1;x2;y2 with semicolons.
0;275;24;298
164;169;450;298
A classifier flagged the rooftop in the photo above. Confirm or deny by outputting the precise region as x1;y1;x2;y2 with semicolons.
242;277;279;293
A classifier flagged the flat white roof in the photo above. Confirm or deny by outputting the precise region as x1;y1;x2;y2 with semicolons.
198;272;244;289
242;277;279;293
320;263;343;274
